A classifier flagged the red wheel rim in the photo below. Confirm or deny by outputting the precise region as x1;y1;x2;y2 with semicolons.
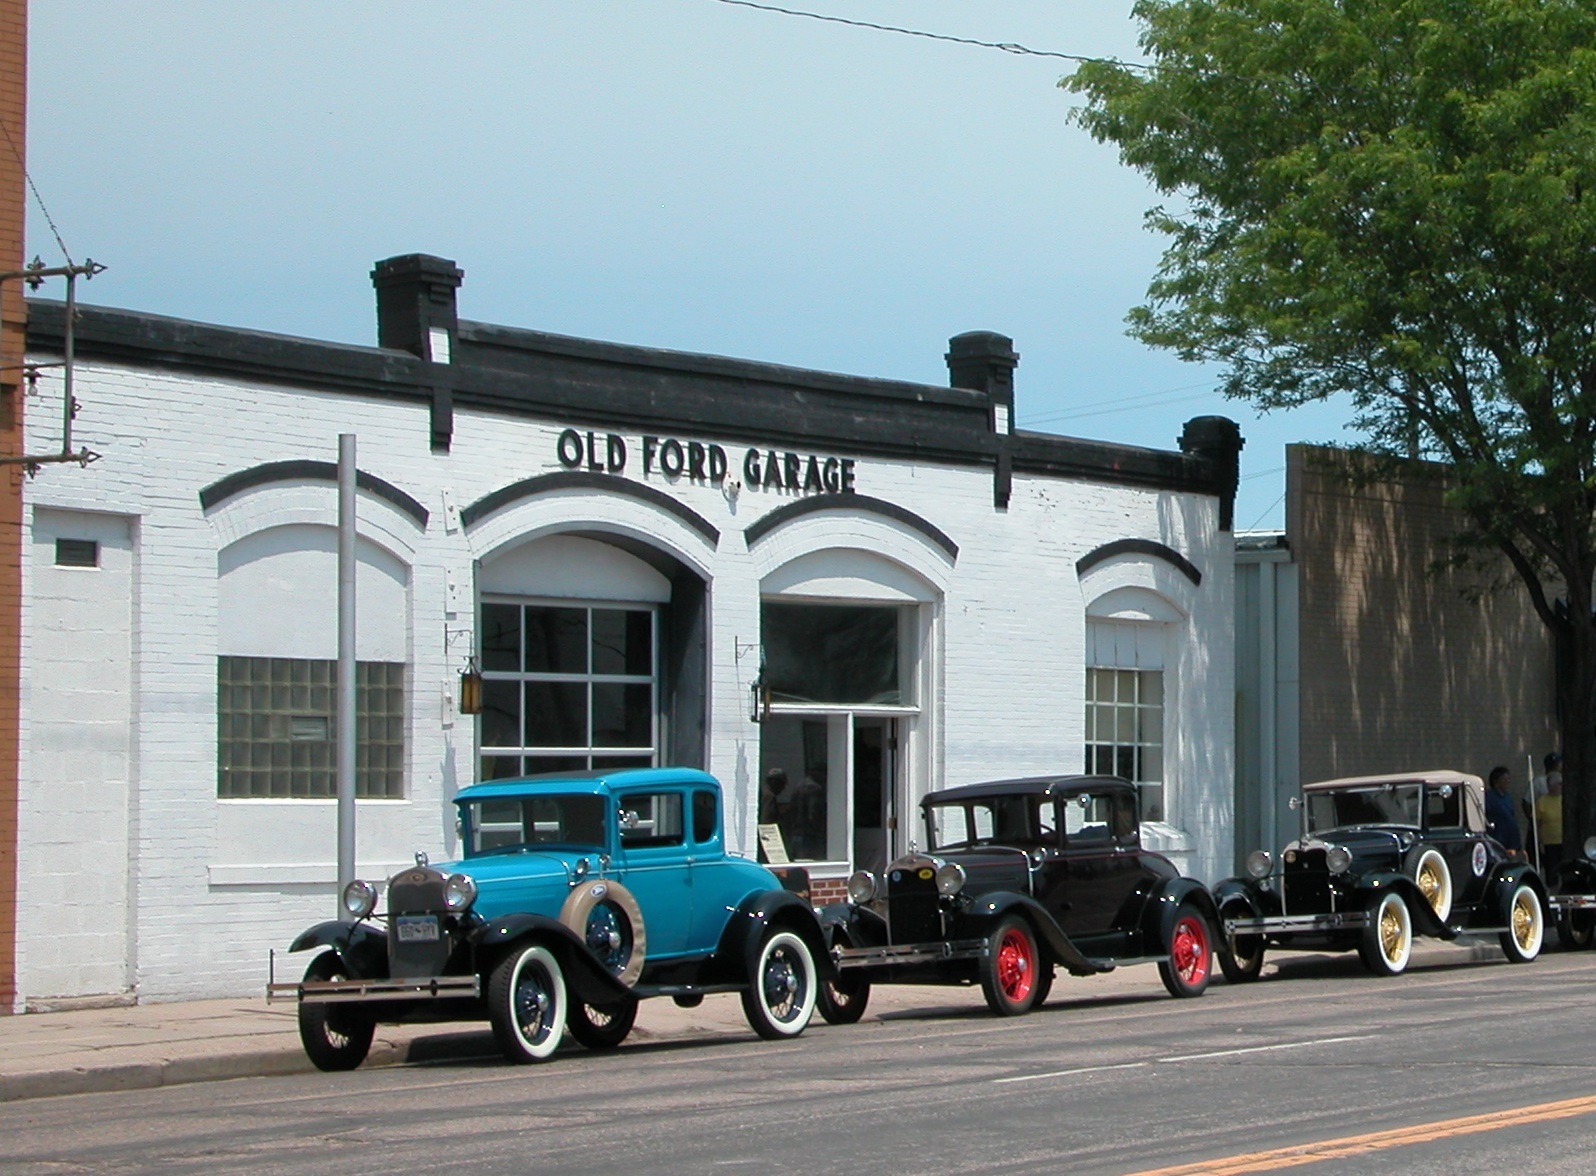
1171;914;1210;987
996;927;1036;1003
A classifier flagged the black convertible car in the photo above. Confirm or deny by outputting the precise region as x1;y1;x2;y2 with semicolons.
1214;770;1546;979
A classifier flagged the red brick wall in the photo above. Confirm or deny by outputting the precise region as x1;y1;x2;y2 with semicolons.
0;0;24;1012
808;877;848;908
1290;444;1556;798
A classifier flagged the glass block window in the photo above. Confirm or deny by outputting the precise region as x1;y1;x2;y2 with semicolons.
1084;619;1166;821
217;657;406;799
478;601;657;781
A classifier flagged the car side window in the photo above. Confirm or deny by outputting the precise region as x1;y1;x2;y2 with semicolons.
1426;786;1461;829
618;791;685;849
1064;793;1113;847
692;789;718;844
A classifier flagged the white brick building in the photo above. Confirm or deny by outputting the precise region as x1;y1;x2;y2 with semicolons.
16;254;1241;1006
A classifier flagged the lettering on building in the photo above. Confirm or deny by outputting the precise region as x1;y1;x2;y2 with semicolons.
556;429;856;495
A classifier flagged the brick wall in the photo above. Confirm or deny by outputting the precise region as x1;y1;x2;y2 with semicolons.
1290;444;1556;799
0;0;27;1012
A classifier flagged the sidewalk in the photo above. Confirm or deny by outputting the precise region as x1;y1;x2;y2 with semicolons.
0;962;1177;1103
0;946;1501;1104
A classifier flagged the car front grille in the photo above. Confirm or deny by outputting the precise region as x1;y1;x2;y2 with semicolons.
883;865;942;944
1282;848;1332;915
385;868;451;978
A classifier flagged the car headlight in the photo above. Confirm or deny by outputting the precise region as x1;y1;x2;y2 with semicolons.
1245;850;1273;880
1325;846;1353;875
1585;835;1596;862
846;870;878;905
935;861;967;897
443;873;477;912
342;879;378;920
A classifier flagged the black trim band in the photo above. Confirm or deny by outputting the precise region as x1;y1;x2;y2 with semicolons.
199;461;430;527
743;493;958;560
460;470;720;544
1076;538;1201;586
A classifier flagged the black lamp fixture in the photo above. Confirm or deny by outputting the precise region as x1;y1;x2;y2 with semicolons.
749;667;770;724
459;656;483;715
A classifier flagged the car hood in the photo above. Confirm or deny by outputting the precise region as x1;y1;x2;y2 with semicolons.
1290;826;1417;867
434;851;584;922
930;847;1033;897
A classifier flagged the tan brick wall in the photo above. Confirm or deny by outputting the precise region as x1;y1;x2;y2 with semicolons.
1289;445;1556;803
0;0;24;1010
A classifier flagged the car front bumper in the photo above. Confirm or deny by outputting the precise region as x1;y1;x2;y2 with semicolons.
1224;912;1372;936
266;975;481;1004
833;938;989;969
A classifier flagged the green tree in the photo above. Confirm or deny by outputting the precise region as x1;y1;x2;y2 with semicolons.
1067;0;1596;860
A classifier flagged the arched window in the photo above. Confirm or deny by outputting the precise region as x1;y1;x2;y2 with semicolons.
216;525;410;799
1083;587;1184;823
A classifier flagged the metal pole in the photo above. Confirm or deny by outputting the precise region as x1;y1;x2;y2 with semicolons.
336;434;358;917
62;271;76;453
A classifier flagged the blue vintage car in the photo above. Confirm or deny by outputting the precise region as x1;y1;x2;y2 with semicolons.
268;767;829;1069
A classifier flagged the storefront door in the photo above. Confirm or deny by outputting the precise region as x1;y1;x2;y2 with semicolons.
758;713;899;871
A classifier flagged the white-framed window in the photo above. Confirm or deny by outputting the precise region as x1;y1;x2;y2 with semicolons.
1085;620;1166;821
478;599;658;780
757;601;917;865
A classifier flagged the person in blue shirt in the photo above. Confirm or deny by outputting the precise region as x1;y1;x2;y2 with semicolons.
1485;765;1524;858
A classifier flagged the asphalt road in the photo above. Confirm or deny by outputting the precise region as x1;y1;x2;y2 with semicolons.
5;949;1594;1175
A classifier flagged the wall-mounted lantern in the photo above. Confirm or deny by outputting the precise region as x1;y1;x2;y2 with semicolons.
749;668;770;724
459;657;484;715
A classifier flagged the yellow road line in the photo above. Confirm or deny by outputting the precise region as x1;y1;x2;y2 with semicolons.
1123;1094;1596;1175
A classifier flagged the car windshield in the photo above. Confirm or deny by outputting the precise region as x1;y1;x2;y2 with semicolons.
461;793;607;857
926;794;1052;850
1306;783;1423;833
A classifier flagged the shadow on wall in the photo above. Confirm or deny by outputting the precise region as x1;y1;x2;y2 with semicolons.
1289;445;1557;785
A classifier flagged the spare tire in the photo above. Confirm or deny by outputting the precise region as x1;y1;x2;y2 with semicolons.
559;878;647;986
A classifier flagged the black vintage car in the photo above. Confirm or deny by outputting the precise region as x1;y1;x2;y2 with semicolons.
1214;770;1547;979
1547;836;1596;949
815;775;1219;1021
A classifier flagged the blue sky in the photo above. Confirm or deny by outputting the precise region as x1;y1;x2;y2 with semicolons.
26;1;1356;529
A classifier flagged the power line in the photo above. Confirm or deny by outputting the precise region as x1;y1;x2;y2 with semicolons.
0;113;74;267
1020;380;1221;428
710;0;1155;73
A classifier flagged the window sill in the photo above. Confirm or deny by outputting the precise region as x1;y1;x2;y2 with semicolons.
1139;822;1194;854
207;862;410;887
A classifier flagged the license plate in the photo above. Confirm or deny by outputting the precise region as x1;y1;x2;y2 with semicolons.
396;915;440;943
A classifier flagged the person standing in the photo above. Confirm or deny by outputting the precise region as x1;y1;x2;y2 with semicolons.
1535;773;1565;877
1486;765;1525;859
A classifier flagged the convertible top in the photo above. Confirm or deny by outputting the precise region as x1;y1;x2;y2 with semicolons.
1302;769;1486;835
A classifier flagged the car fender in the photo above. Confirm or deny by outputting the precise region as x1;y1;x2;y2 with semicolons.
288;920;388;977
817;901;888;950
1555;857;1596;895
960;892;1106;977
1141;878;1219;953
716;889;836;982
1358;872;1449;937
470;911;633;1006
1489;863;1547;917
1212;877;1281;920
